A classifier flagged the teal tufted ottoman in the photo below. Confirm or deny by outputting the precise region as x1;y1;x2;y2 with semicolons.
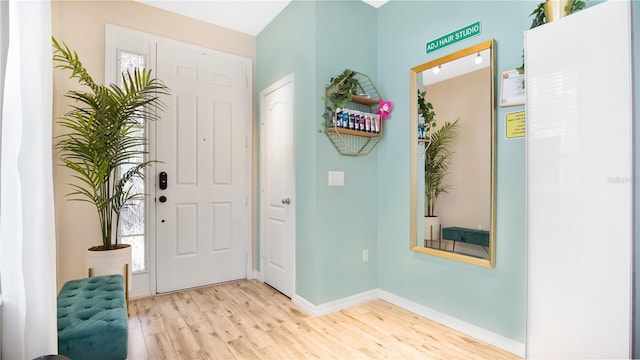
57;275;128;360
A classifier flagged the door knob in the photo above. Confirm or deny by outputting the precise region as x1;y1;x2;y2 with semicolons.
281;198;291;205
159;196;167;203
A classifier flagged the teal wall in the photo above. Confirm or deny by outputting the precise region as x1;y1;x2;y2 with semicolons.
257;0;379;304
257;0;609;344
313;0;379;304
257;0;319;301
375;1;533;342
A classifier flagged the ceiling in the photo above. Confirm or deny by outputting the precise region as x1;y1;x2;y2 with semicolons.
135;0;390;36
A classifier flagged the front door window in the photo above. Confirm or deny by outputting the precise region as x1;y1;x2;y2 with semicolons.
118;50;146;272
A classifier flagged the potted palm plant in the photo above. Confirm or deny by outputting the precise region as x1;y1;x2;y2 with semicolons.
53;38;169;287
419;90;459;246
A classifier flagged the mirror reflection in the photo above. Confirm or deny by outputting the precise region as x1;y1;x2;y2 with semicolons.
410;39;495;267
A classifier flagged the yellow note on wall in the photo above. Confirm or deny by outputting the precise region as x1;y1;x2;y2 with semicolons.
506;111;525;139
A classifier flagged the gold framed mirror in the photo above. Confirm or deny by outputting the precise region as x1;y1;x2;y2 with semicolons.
409;39;496;267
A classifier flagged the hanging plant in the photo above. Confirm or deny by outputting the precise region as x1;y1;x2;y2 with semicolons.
321;69;361;126
418;89;436;135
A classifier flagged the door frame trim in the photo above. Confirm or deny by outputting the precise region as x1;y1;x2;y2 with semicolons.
259;73;296;296
105;24;253;296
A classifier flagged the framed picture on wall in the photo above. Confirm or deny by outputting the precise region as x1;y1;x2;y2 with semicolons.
499;69;525;107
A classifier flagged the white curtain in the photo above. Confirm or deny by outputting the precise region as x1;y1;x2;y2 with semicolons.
0;0;57;359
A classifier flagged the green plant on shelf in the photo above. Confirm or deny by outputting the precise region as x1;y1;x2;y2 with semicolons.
417;89;436;138
517;0;587;74
321;69;361;127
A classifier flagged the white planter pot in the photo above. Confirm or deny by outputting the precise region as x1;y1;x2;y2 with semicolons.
86;244;131;293
424;216;440;247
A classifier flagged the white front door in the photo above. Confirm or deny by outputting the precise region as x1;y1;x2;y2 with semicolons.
155;41;250;293
260;74;295;298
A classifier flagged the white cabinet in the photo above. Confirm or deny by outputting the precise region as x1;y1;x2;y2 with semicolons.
525;1;632;358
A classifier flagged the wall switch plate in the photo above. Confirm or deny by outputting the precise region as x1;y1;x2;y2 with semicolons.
362;249;369;262
328;171;344;186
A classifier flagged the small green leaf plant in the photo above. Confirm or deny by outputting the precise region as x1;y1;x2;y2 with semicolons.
417;89;436;140
517;0;587;74
321;69;361;127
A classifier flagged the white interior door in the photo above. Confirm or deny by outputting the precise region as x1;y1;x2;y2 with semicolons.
155;41;250;293
260;74;295;297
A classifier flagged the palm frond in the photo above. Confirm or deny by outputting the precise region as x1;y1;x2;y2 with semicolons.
53;36;170;249
424;119;459;217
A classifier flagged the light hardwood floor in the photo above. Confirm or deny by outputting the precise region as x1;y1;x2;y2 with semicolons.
128;280;520;359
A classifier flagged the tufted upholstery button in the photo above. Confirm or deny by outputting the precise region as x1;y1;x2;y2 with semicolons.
57;274;127;360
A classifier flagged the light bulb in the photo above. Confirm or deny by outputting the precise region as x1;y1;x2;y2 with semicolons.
475;52;482;64
433;65;441;74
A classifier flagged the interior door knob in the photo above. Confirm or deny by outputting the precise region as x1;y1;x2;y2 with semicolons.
281;198;291;205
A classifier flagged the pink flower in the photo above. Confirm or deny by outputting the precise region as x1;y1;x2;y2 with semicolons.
377;99;393;119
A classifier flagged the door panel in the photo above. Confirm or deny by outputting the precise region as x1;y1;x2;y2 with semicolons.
176;95;197;184
260;75;295;297
156;42;249;293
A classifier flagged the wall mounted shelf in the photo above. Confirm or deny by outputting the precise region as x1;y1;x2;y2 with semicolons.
323;70;382;157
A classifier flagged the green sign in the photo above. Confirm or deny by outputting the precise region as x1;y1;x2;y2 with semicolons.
426;21;481;54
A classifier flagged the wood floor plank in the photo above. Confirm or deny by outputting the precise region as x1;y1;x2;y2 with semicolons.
188;288;217;312
226;337;262;360
178;350;208;360
257;343;300;360
127;324;149;360
128;300;143;330
323;313;404;359
202;307;243;343
130;280;521;360
227;309;277;349
172;292;207;326
263;326;315;359
137;297;167;335
190;321;236;360
163;316;202;357
144;332;178;360
154;294;182;321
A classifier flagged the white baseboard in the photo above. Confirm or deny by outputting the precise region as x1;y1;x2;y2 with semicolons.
293;287;525;358
248;270;261;281
129;293;150;301
293;289;378;317
377;290;524;357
